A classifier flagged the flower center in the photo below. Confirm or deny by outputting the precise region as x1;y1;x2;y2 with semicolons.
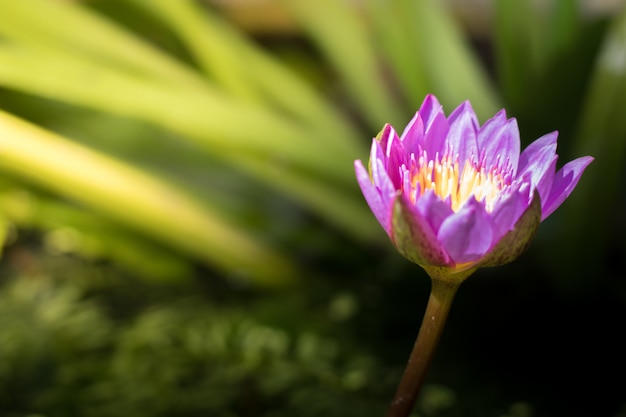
406;150;510;212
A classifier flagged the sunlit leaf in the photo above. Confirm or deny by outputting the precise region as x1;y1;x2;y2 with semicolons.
407;0;500;122
280;0;405;129
0;183;193;282
131;0;364;157
364;0;430;111
0;111;296;286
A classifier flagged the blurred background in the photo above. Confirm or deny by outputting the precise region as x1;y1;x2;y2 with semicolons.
0;0;624;416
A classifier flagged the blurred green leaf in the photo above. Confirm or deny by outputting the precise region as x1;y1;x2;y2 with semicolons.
0;183;193;282
0;44;378;238
234;155;380;242
495;0;547;111
366;0;501;119
0;45;351;186
0;0;381;244
494;0;595;137
0;0;206;90
130;0;364;158
407;0;500;121
548;0;580;57
0;211;8;258
559;7;626;278
364;0;430;111
129;0;263;103
280;0;405;130
0;111;295;286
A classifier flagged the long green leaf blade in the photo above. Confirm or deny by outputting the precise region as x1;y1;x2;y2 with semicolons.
280;0;404;129
132;0;363;157
0;111;296;287
560;8;626;276
409;0;500;121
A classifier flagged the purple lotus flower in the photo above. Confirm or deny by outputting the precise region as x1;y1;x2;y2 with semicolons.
355;95;593;281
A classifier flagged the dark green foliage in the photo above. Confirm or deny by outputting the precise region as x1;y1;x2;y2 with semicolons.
0;248;395;417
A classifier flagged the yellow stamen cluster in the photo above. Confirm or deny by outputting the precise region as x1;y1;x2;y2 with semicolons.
408;151;508;212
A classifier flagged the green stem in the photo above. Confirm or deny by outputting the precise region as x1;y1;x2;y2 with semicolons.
385;279;460;417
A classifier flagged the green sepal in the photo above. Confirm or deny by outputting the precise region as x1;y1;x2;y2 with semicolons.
369;124;390;178
374;125;388;142
391;192;450;268
422;264;478;285
479;190;542;268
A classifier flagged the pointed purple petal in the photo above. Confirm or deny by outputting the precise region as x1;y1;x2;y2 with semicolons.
419;95;449;156
384;125;402;158
437;198;495;264
517;132;560;203
477;109;507;148
535;156;557;210
355;160;393;236
480;190;542;268
399;111;424;153
370;153;396;202
423;112;450;157
477;112;521;173
418;94;443;127
391;193;451;266
541;156;594;220
385;130;405;188
517;131;558;173
370;139;387;175
447;101;479;168
490;189;530;241
372;127;401;171
415;189;455;234
372;124;399;171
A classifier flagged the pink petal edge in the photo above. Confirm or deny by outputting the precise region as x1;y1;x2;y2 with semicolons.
541;156;594;220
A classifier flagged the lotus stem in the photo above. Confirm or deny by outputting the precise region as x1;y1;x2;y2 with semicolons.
385;278;459;417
